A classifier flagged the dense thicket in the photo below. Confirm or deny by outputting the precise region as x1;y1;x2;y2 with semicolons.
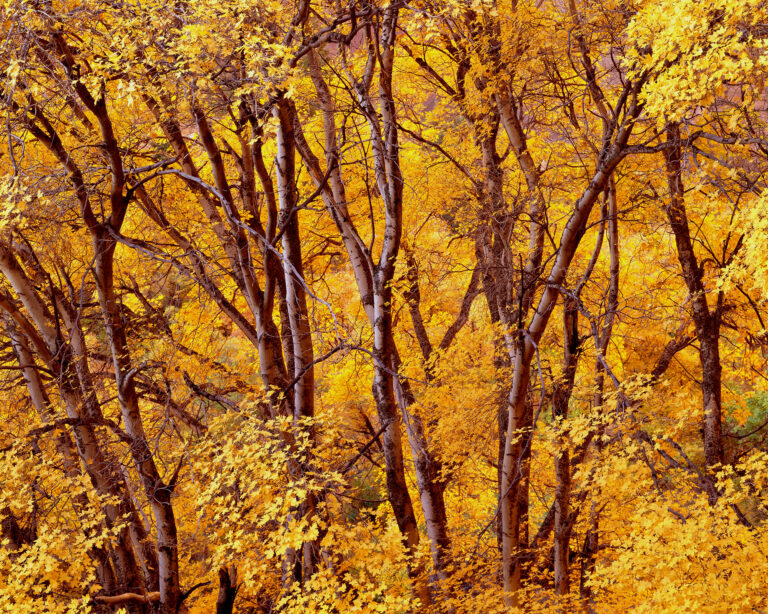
2;1;768;612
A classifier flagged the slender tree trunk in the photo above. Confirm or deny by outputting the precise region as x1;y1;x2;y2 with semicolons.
663;124;724;468
299;25;439;604
499;107;640;603
5;320;119;596
552;298;580;596
274;95;319;582
372;276;431;606
393;352;452;582
91;230;181;613
0;247;150;600
582;178;619;602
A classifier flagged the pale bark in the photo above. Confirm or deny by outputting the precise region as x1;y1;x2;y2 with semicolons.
298;25;442;604
500;81;643;604
0;246;150;598
91;230;182;613
5;319;119;596
16;40;183;605
274;95;319;581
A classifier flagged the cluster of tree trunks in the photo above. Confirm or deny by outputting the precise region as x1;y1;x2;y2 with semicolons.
0;0;750;610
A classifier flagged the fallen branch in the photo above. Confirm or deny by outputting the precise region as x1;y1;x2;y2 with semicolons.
94;591;160;605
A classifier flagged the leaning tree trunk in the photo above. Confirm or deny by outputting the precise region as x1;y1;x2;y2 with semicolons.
91;230;182;614
499;84;642;603
5;320;119;596
296;20;440;604
0;246;151;601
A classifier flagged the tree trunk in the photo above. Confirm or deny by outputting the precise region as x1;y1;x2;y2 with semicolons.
298;20;439;604
581;177;619;603
6;320;119;596
499;95;641;602
552;298;580;596
274;95;320;582
216;566;238;614
370;267;430;604
663;124;724;468
0;246;150;599
91;229;181;613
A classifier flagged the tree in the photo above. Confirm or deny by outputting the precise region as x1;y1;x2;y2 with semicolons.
3;0;768;612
